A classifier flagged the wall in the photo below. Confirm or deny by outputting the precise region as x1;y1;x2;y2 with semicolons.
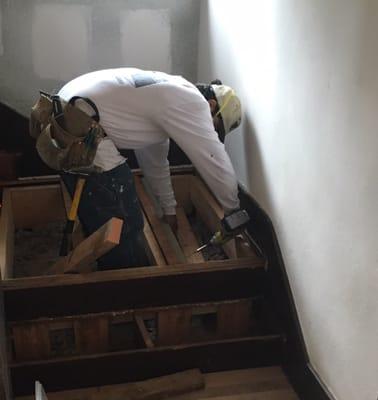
198;1;378;400
0;0;200;115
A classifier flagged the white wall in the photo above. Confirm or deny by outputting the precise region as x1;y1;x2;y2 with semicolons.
198;1;378;400
0;0;200;115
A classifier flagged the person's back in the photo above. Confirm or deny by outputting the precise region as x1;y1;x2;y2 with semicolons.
59;68;206;150
33;68;245;270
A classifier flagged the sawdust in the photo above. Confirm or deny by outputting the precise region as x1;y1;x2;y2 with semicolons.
13;222;65;277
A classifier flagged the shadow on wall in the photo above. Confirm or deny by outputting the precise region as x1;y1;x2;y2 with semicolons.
242;114;274;216
0;102;54;178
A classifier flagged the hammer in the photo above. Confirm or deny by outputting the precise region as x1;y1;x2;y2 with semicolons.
59;176;86;256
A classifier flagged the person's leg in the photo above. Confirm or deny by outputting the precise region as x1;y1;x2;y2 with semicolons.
61;163;148;269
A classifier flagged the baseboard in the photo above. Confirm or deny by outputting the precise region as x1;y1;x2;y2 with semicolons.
284;363;335;400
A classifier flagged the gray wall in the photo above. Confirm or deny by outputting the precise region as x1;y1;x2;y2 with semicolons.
0;0;200;115
198;1;378;400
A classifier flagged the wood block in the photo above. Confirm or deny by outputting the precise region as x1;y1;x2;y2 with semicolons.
12;322;50;361
49;217;123;274
74;316;109;354
176;207;204;263
157;307;192;346
217;299;252;339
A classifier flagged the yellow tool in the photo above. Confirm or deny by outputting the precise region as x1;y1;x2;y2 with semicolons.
59;176;86;256
194;209;250;253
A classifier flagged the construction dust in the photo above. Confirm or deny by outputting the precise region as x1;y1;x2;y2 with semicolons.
13;222;65;277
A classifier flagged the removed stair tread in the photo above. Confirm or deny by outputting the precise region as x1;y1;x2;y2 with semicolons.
49;217;123;275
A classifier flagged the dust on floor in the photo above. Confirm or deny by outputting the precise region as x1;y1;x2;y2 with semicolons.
13;222;65;277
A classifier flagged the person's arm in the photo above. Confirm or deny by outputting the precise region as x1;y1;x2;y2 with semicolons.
134;139;177;217
159;101;240;213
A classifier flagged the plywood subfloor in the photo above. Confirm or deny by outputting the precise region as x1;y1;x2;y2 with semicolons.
17;367;299;400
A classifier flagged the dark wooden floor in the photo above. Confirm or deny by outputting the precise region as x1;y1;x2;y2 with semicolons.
17;367;299;400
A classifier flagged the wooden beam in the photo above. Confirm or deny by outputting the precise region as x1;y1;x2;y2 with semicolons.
141;212;166;266
49;217;123;274
10;335;284;396
176;207;204;264
0;189;14;280
2;259;265;321
134;177;183;265
8;298;255;329
189;178;237;259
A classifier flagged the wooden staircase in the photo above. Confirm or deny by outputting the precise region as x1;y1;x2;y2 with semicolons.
0;170;287;398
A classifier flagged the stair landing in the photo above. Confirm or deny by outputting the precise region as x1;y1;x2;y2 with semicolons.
17;367;299;400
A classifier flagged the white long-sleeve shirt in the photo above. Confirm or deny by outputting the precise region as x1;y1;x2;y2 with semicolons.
59;68;240;214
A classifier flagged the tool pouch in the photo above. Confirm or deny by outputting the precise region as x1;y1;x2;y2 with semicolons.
30;93;105;173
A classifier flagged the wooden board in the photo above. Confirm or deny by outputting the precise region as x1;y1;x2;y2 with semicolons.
49;217;123;274
135;177;184;265
3;259;265;322
9;298;257;363
141;211;166;266
0;190;14;280
217;299;252;339
74;316;109;354
10;335;284;396
176;208;204;263
9;185;66;229
12;322;50;361
16;367;299;400
189;178;237;259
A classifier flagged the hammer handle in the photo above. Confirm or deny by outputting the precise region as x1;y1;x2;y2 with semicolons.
68;178;85;221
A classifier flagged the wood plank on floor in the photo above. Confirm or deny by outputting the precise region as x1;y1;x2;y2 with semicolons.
16;368;298;400
171;367;298;400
